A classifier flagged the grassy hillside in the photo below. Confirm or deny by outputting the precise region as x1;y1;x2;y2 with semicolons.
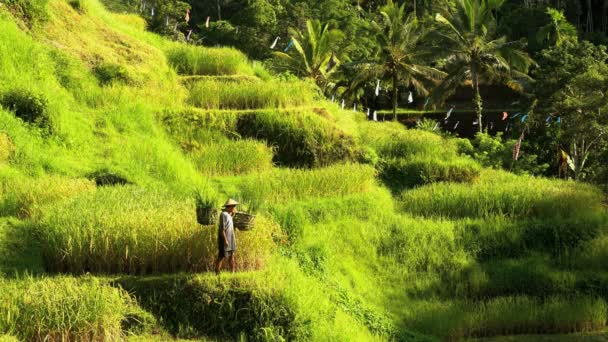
0;0;607;341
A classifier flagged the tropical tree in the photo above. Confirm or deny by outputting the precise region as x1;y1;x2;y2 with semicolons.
536;7;577;47
272;19;344;90
433;0;535;132
353;0;445;120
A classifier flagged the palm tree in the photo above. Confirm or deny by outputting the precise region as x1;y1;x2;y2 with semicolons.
433;0;534;132
273;19;344;90
354;0;444;120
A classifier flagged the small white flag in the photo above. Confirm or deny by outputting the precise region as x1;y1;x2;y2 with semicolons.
473;120;479;125
408;91;413;104
375;80;380;96
433;122;439;131
366;108;370;118
453;121;460;130
205;16;210;28
341;99;345;109
186;29;193;41
445;107;454;120
353;104;357;112
270;36;280;49
373;110;378;121
331;95;335;103
151;7;154;16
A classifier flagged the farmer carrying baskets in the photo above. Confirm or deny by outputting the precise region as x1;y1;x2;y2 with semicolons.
215;198;239;275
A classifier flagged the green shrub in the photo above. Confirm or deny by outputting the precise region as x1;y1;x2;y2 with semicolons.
0;89;51;129
166;45;253;76
379;155;480;190
160;107;240;144
187;79;317;110
39;186;276;274
0;276;138;341
93;62;132;86
236;109;357;167
86;168;131;186
400;169;605;220
114;273;309;340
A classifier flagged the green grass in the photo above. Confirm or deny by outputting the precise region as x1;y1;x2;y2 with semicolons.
187;78;318;110
400;169;605;220
39;186;277;274
166;44;254;76
0;275;148;341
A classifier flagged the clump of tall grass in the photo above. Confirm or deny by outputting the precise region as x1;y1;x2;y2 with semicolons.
39;186;276;274
380;155;480;189
188;139;274;176
0;276;144;341
160;107;240;144
400;169;605;220
359;121;458;159
404;296;608;339
166;44;254;76
115;272;309;341
573;234;608;271
236;109;358;167
216;163;377;212
0;168;95;219
187;79;318;110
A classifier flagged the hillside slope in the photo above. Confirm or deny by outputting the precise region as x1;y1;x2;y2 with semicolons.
0;1;607;341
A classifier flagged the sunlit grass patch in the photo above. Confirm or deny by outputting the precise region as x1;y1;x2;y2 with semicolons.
39;186;276;274
0;276;147;341
215;163;377;212
166;44;254;76
187;78;317;110
188;139;274;176
400;169;604;220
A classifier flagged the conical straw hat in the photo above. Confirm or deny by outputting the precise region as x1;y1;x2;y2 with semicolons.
222;198;239;208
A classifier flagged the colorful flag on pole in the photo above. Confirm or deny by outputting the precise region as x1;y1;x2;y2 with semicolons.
408;91;413;104
375;80;380;97
185;9;190;23
513;131;525;161
284;39;294;52
502;112;508;120
270;36;280;49
205;16;210;28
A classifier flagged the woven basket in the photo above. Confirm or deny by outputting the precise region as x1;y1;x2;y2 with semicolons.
196;205;218;226
233;212;255;231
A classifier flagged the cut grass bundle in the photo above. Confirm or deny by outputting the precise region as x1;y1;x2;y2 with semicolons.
166;44;254;76
403;296;608;339
39;186;276;274
400;169;605;220
0;276;144;341
187;79;317;110
236;109;358;167
216;163;377;212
